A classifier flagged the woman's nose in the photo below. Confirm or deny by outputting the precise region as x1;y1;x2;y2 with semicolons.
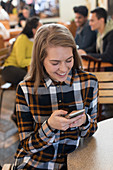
59;62;67;72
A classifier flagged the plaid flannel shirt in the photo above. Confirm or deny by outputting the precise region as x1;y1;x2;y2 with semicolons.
14;69;98;170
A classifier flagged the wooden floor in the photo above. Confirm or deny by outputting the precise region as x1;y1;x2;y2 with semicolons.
0;89;113;167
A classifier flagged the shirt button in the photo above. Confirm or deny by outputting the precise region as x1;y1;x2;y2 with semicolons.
58;154;61;157
57;85;59;88
61;131;64;134
59;100;61;103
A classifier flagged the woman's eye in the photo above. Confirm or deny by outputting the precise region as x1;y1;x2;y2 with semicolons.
51;63;59;65
66;59;72;63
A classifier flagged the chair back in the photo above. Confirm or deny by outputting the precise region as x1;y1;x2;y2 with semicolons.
68;20;77;37
81;54;102;72
57;21;77;38
0;35;5;49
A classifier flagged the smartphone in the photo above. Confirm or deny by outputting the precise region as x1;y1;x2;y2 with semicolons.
65;109;85;119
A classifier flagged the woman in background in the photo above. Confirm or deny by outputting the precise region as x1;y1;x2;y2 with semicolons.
2;16;41;87
2;16;42;124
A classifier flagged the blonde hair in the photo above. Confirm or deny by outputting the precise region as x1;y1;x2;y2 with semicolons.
25;23;83;93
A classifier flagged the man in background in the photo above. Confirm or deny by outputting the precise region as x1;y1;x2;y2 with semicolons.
73;5;96;52
78;7;113;66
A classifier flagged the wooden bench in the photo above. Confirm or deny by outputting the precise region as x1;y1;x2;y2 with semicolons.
92;72;113;121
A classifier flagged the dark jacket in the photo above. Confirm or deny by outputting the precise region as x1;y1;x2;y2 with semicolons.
88;30;113;64
87;19;113;64
75;21;96;52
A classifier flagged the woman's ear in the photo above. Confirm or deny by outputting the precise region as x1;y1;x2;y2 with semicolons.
32;28;36;36
32;22;42;36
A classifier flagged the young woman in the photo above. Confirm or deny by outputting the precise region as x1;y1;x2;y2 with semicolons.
2;16;42;125
13;24;98;170
2;16;41;87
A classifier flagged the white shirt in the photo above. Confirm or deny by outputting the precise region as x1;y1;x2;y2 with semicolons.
0;22;10;40
0;7;9;20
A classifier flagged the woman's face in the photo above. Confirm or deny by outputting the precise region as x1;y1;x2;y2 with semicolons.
43;46;74;82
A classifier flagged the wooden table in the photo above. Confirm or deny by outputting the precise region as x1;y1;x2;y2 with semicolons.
67;118;113;170
82;59;113;71
9;21;18;28
8;28;22;39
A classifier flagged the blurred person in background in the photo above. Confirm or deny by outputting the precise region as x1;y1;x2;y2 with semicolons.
29;3;36;17
2;16;42;124
78;7;113;67
0;22;10;40
0;5;9;20
18;5;30;27
1;0;14;14
73;5;96;52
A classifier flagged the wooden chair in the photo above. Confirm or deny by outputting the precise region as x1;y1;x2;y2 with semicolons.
0;35;5;49
0;20;10;29
57;21;77;38
0;47;15;117
81;54;102;72
92;72;113;121
0;47;10;66
68;20;77;38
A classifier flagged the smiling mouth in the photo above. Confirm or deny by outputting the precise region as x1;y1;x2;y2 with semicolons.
56;72;66;76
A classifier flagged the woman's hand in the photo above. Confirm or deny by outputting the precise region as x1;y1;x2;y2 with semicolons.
48;110;86;131
48;110;69;131
69;111;86;128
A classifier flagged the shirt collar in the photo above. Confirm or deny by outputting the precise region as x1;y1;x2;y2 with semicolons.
44;70;75;88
